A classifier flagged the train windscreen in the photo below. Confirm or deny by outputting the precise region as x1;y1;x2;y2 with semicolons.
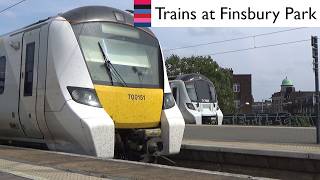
185;80;217;103
72;22;163;88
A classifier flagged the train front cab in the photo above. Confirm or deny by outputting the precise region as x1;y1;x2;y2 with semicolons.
45;8;185;160
170;80;202;125
0;6;184;160
170;74;223;125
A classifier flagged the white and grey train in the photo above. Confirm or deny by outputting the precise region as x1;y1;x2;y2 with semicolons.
0;6;185;161
170;74;223;125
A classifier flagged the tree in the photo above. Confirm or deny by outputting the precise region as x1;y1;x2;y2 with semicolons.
166;55;235;114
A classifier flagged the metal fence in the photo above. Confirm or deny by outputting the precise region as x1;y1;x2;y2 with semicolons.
223;113;316;127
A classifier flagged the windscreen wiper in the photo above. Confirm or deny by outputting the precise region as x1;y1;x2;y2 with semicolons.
98;41;114;85
108;61;128;87
98;41;127;87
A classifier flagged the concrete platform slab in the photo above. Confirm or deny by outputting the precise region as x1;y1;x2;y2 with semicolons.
0;145;268;180
166;140;320;179
0;171;27;180
183;125;316;144
182;140;320;160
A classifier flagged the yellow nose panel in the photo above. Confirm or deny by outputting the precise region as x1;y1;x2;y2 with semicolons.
94;85;163;129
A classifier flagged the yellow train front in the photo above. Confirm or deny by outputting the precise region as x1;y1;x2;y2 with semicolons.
61;6;185;161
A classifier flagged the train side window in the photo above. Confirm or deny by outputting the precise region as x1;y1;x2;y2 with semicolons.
24;42;35;96
0;56;6;94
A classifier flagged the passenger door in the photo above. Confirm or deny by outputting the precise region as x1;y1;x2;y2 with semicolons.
19;29;43;139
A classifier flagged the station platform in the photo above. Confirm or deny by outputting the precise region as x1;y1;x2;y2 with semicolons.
169;139;320;180
182;140;320;160
0;145;263;180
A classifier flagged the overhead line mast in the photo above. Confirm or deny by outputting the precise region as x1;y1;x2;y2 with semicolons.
312;36;319;144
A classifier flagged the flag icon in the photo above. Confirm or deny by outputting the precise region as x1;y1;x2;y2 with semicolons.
134;0;151;27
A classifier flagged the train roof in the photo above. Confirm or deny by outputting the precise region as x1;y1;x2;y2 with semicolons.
61;6;155;37
174;73;213;83
2;6;155;37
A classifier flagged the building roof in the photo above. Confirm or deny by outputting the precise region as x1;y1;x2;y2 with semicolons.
272;91;314;98
281;77;293;86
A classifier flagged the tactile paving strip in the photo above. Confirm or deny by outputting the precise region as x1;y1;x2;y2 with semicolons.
0;158;108;180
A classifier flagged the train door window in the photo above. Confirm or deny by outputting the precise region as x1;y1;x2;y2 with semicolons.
0;56;6;94
24;42;35;96
172;87;178;105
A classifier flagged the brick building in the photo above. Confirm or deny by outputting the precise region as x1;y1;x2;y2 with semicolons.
233;74;254;113
271;77;316;114
252;100;272;114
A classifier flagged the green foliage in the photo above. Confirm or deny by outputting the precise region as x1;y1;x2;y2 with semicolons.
166;54;235;114
291;116;313;127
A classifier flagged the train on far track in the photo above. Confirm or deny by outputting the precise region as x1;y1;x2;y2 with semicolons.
0;6;185;161
169;74;223;125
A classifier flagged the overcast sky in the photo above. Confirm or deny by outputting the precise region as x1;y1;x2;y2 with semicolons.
0;0;318;101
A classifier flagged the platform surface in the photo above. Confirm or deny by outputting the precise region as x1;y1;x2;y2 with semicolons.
0;172;27;180
183;125;316;144
0;145;269;180
182;139;320;160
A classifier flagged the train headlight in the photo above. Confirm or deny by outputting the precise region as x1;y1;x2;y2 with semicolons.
163;93;175;109
67;87;102;108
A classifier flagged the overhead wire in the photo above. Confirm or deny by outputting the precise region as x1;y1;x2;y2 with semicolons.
206;39;310;56
164;38;313;57
0;0;27;15
163;27;307;52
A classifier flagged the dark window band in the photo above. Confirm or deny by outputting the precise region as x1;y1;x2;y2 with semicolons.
0;56;6;94
24;42;35;96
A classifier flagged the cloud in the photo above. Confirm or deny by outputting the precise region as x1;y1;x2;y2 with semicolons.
187;28;218;36
0;0;318;101
160;27;320;100
187;27;244;37
0;0;10;6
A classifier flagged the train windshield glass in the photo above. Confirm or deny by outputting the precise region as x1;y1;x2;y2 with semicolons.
72;22;162;88
185;80;217;103
185;83;197;102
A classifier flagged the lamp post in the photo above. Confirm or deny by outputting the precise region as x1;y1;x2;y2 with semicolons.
237;102;250;114
234;102;250;125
